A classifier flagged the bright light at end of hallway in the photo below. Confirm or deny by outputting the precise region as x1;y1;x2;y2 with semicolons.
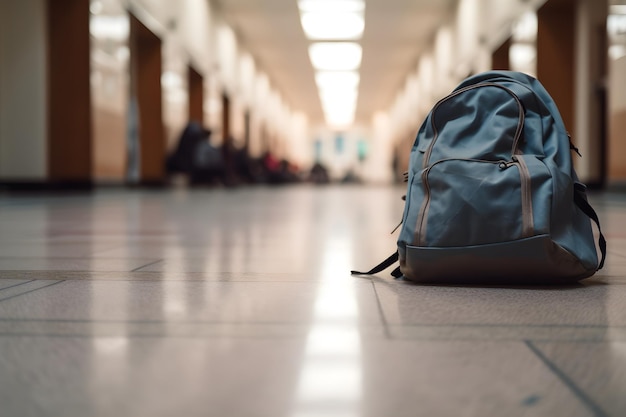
316;71;360;127
320;92;357;127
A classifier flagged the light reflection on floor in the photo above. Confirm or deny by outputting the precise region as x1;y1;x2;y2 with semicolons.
293;236;362;417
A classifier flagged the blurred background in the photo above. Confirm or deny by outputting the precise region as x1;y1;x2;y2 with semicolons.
0;0;625;189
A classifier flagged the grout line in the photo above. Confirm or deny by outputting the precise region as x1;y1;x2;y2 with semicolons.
0;332;312;340
130;260;163;272
88;243;129;256
0;280;35;293
525;340;609;417
388;323;626;329
370;280;392;339
0;280;65;303
0;318;375;327
0;317;624;329
0;331;620;343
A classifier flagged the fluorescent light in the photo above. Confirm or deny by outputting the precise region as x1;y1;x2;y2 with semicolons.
610;5;626;15
162;71;183;88
513;12;537;42
609;45;626;60
315;70;360;127
309;42;362;71
90;15;129;41
300;2;364;127
320;103;356;116
298;0;364;13
510;44;536;66
315;71;360;90
320;91;357;108
301;12;364;40
90;0;103;14
608;14;626;36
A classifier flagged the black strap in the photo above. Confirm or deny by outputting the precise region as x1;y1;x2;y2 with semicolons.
569;140;582;157
573;185;606;270
351;251;399;276
391;266;403;278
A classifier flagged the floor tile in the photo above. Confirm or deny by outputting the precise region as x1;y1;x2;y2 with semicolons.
529;341;626;417
387;323;626;342
0;336;307;417
134;258;314;274
0;270;313;282
0;258;160;272
0;337;596;417
373;279;626;327
0;280;63;302
357;340;594;417
0;319;388;339
0;243;118;258
0;279;33;291
0;280;382;325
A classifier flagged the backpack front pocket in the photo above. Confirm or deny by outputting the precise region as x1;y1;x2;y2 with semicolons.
415;159;534;247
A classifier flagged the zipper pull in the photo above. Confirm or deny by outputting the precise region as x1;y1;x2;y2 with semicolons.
498;160;515;170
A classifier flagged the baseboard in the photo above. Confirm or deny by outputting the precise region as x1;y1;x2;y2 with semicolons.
0;179;170;192
0;180;94;192
605;181;626;193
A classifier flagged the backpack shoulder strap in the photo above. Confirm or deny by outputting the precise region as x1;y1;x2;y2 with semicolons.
573;184;606;270
351;252;403;278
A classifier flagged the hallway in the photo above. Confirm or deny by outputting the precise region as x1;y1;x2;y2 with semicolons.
0;185;624;416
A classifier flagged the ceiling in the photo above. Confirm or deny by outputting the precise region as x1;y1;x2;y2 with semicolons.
213;0;457;125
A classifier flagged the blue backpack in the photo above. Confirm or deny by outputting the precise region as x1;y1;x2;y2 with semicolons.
353;71;606;284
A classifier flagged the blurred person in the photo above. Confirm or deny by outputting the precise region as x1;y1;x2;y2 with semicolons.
308;162;330;184
166;121;225;185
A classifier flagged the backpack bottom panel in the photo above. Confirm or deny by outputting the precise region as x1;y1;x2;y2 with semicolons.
400;234;595;285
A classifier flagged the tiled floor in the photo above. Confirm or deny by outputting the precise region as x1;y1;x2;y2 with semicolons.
0;185;624;417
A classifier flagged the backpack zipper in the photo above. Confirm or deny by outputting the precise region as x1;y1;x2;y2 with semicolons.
512;155;534;237
414;158;534;246
422;83;526;167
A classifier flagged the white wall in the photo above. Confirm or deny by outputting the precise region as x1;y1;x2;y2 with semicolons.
177;0;213;74
574;0;608;183
363;112;393;184
0;0;47;179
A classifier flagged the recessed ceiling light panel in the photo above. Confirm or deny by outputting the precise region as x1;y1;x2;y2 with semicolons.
298;0;365;14
315;71;360;91
301;12;364;40
309;42;362;71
